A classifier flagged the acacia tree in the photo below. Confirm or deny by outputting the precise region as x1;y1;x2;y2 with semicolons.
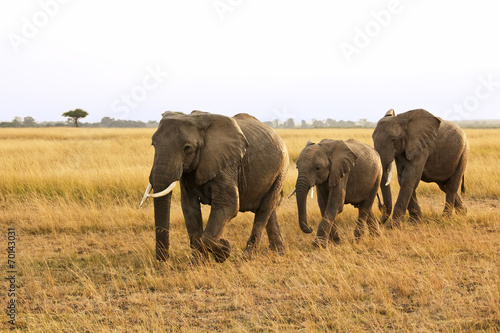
62;109;88;127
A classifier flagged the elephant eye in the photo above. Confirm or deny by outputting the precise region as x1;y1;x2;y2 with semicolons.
315;166;321;171
184;144;194;153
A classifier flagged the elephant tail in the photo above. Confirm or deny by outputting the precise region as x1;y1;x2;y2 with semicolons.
461;175;466;195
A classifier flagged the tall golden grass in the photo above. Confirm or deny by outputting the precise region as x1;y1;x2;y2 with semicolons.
1;127;499;331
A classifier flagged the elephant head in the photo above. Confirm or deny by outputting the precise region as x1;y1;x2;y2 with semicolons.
141;111;248;261
372;109;441;221
295;139;357;234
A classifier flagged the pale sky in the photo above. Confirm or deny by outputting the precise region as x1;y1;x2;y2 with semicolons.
1;0;499;123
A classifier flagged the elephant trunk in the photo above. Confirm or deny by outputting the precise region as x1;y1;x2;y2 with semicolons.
151;157;182;261
154;194;171;261
296;176;313;233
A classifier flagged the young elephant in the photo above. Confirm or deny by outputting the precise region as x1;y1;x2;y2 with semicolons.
295;139;382;247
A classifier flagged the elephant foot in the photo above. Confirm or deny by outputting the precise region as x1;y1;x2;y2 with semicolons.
156;251;169;262
385;220;400;229
267;233;285;254
312;237;329;248
200;235;231;263
442;210;453;219
408;215;421;224
269;242;286;255
328;230;340;244
242;247;257;261
354;227;364;240
212;238;231;263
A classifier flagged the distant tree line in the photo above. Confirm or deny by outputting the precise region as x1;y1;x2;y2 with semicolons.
0;116;159;128
263;118;376;129
2;116;499;129
264;118;500;129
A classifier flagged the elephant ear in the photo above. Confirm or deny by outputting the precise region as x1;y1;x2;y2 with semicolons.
320;139;358;187
192;112;249;185
403;109;441;161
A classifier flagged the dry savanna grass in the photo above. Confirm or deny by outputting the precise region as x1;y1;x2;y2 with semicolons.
1;127;499;332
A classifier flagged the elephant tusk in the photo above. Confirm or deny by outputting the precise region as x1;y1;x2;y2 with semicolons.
287;188;296;198
148;181;178;198
311;187;314;198
139;181;178;208
385;162;394;186
139;183;153;208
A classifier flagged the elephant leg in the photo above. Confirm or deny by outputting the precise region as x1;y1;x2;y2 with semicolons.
354;190;380;240
201;184;239;263
445;153;468;216
386;164;404;229
392;161;425;226
356;182;380;238
454;194;467;215
327;223;340;245
354;208;369;241
244;207;273;260
265;210;285;254
314;183;346;247
437;182;453;216
316;184;329;217
245;175;285;259
316;184;335;244
181;183;208;263
443;193;455;217
367;210;380;236
407;189;422;223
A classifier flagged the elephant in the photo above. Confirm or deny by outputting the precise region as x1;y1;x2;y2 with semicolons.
294;139;383;247
140;111;289;263
372;109;469;227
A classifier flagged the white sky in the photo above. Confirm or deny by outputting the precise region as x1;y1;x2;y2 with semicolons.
1;0;499;123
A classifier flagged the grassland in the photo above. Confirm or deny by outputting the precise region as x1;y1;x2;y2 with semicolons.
1;127;499;332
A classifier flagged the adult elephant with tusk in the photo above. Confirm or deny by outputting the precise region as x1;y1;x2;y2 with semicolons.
372;109;469;227
140;111;289;263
